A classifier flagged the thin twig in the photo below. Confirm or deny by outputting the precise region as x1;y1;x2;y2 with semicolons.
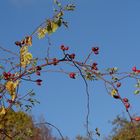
35;122;65;140
0;46;19;57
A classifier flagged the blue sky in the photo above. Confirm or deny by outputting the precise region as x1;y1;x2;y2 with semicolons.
1;0;140;139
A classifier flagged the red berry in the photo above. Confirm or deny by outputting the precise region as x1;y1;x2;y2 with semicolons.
60;45;69;51
116;82;121;88
133;117;140;121
92;62;98;66
123;98;129;103
36;79;42;82
92;47;99;54
15;41;22;47
65;47;69;50
137;70;140;73
69;53;75;59
113;95;120;99
36;79;42;85
124;102;130;109
3;72;11;80
53;58;59;65
7;99;13;104
132;66;136;72
91;62;98;70
60;45;65;50
7;72;11;77
3;72;7;76
36;71;41;76
69;72;76;79
36;66;42;71
11;74;15;77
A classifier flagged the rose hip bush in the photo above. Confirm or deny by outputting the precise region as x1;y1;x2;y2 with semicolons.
0;1;140;139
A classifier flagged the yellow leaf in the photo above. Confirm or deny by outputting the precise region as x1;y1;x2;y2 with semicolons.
52;22;58;32
20;47;33;67
24;52;33;61
37;28;47;39
20;46;28;55
6;81;15;93
111;89;117;96
6;80;19;95
0;106;6;115
11;92;16;101
25;36;32;46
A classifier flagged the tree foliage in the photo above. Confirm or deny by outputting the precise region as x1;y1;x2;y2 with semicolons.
105;115;140;140
0;110;58;140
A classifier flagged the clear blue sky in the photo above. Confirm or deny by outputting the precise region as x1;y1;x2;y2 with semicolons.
1;0;140;139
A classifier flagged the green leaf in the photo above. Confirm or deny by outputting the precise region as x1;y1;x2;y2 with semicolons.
135;79;140;88
29;92;35;97
64;4;76;11
134;89;140;95
32;58;38;66
0;64;4;69
54;0;62;7
85;72;93;80
112;76;119;82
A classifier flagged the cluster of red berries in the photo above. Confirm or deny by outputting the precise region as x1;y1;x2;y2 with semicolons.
60;45;69;51
60;45;75;60
3;72;15;80
113;95;130;110
92;47;99;54
112;85;130;110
